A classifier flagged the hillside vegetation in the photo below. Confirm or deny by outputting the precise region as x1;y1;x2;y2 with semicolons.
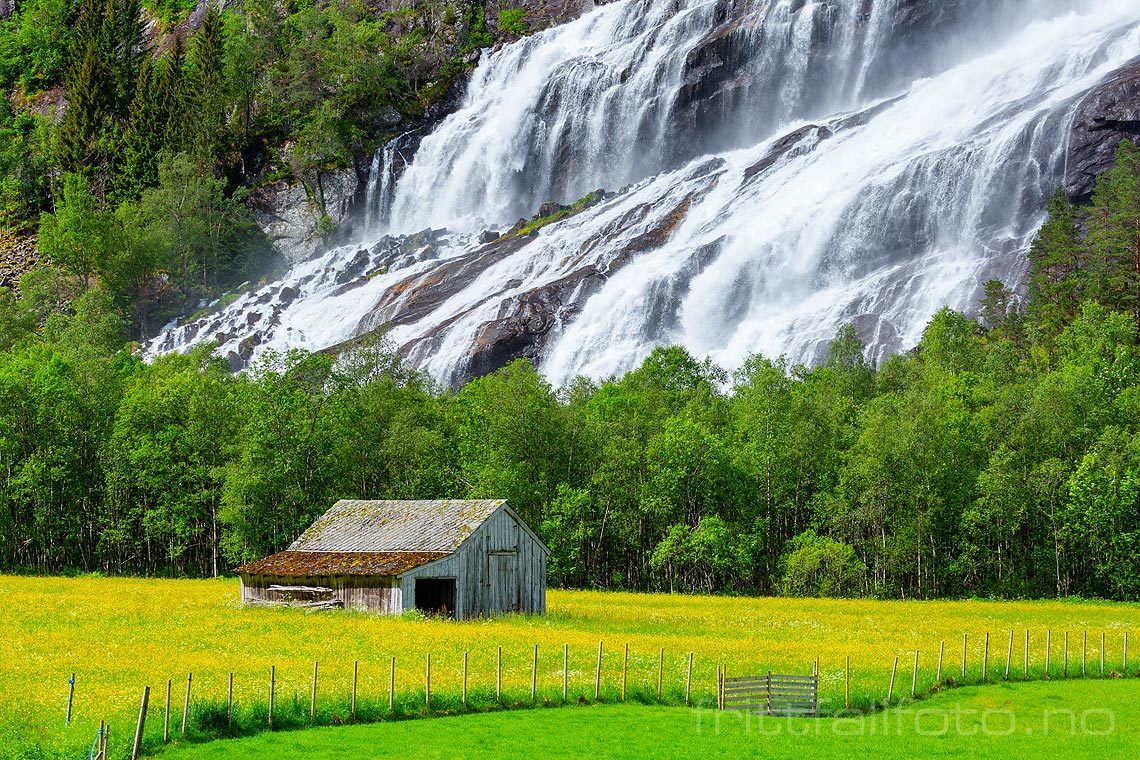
0;0;514;328
2;576;1137;758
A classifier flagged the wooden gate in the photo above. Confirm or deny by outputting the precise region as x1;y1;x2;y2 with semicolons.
719;671;818;717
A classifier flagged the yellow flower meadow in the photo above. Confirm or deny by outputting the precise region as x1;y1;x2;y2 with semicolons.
2;576;1136;758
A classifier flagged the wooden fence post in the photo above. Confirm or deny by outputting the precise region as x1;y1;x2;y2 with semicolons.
982;633;989;681
594;641;602;701
425;653;431;709
496;647;502;702
845;655;851;709
1046;630;1051;678
66;674;75;727
657;648;664;703
961;633;967;680
887;657;898;704
310;660;318;722
131;686;149;760
532;644;539;703
1082;631;1087;676
227;672;234;729
1024;630;1029;676
622;644;628;702
463;651;469;708
562;644;568;703
911;650;919;697
181;672;192;736
1064;632;1069;678
351;661;358;720
389;656;396;712
1005;630;1013;679
98;721;105;760
163;679;171;743
937;641;944;683
686;652;693;706
268;666;275;729
715;664;721;710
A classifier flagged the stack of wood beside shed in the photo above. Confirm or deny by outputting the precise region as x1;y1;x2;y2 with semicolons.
235;499;548;619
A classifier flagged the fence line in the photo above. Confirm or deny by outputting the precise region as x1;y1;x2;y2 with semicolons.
84;628;1136;756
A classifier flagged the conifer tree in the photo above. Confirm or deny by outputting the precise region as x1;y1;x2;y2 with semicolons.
1086;140;1140;336
57;0;111;174
1027;189;1085;341
189;5;226;162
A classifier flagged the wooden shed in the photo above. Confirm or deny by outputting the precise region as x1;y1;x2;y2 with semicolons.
235;499;548;619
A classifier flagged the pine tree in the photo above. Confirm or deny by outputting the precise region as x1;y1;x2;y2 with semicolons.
1027;189;1085;341
157;35;188;151
189;5;227;162
1086;140;1140;336
57;0;111;174
57;0;146;182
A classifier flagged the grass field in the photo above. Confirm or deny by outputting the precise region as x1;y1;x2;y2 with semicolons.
2;576;1138;759
165;679;1140;759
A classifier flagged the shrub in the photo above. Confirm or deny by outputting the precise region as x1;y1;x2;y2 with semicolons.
780;529;867;597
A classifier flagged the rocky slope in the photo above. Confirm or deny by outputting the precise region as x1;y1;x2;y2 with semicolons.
1066;56;1140;202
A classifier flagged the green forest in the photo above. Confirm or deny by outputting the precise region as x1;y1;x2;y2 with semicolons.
3;1;1140;602
3;139;1140;601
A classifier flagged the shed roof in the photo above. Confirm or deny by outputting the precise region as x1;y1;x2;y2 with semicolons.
290;499;506;553
236;550;449;577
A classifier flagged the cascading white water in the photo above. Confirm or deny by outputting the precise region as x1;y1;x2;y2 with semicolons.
363;134;412;232
145;0;1140;387
386;0;905;233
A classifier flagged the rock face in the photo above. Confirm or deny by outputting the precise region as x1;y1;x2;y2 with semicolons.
1065;57;1140;203
498;0;601;34
250;167;359;266
0;235;38;290
0;0;13;19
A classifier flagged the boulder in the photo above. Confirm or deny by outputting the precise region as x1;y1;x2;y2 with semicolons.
1065;57;1140;203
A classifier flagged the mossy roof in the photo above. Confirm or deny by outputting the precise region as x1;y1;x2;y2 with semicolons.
288;499;506;553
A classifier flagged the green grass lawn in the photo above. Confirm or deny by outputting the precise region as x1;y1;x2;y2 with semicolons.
166;679;1139;759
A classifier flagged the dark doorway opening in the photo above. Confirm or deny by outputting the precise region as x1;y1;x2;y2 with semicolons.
415;578;456;618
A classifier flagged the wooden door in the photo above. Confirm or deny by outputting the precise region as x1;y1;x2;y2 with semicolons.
489;552;519;613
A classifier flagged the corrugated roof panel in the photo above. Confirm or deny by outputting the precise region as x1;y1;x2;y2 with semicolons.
288;499;506;553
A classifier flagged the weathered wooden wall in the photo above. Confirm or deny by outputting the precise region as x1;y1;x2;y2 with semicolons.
401;506;547;619
239;504;547;619
239;573;401;613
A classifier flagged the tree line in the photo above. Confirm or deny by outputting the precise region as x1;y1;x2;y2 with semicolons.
3;142;1140;601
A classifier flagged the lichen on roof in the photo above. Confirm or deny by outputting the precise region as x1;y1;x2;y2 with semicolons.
288;499;506;553
235;550;450;577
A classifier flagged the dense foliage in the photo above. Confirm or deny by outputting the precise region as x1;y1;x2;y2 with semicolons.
0;0;508;328
2;144;1140;600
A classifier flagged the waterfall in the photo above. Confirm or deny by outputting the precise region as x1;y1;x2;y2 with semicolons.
363;134;412;233
144;0;1140;387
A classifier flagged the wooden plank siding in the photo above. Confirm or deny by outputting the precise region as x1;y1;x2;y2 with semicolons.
400;506;547;618
239;503;547;619
239;573;401;613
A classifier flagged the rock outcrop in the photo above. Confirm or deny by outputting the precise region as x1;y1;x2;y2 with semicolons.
0;234;40;290
250;166;359;266
1065;57;1140;203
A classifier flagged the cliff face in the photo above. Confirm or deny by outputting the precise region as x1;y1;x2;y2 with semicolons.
1065;57;1140;203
